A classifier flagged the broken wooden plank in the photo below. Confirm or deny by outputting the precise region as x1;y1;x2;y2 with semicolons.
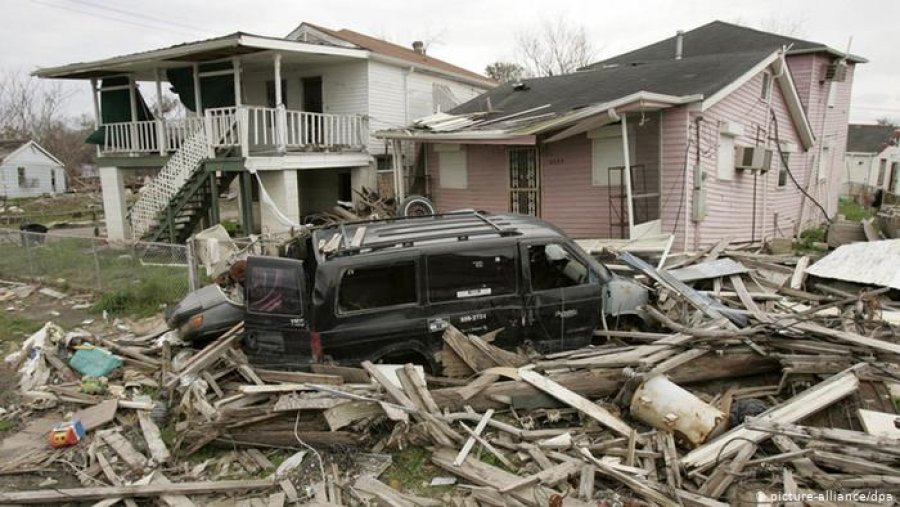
254;368;343;386
443;326;496;372
681;366;861;470
166;322;243;388
453;409;494;466
0;479;275;504
98;430;148;472
518;368;634;438
137;410;171;464
789;255;810;290
580;448;678;507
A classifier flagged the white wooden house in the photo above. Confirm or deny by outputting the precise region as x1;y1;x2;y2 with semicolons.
34;22;494;243
0;140;68;198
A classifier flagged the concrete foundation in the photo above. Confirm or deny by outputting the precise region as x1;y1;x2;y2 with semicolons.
99;166;131;243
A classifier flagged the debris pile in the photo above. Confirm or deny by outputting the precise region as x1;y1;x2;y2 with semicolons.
1;244;899;505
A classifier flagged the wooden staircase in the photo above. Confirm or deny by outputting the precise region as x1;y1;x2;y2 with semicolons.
141;169;239;244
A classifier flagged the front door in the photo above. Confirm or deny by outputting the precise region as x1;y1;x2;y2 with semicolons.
302;77;324;145
509;147;540;216
242;256;310;368
522;241;602;353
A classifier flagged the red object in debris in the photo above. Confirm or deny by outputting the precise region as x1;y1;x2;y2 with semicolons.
48;420;85;448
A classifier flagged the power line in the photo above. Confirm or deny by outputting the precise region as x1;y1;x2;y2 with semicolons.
29;0;199;37
62;0;211;34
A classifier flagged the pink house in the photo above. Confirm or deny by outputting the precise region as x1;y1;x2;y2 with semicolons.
379;21;865;251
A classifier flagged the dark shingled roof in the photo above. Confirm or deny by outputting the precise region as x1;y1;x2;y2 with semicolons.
450;50;772;119
846;124;898;153
585;20;865;68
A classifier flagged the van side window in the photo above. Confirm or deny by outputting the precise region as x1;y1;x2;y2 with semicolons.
339;261;417;313
428;247;517;302
247;266;302;315
528;243;589;291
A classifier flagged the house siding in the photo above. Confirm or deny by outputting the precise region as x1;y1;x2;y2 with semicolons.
658;107;692;249
427;144;508;213
0;144;66;198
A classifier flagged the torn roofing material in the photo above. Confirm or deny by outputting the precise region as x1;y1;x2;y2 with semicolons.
804;239;900;290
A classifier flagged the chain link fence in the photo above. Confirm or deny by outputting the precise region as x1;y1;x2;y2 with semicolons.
0;229;196;308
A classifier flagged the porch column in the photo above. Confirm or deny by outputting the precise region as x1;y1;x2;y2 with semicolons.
154;68;166;155
128;76;138;152
273;53;287;153
391;139;405;201
621;114;635;238
192;63;203;115
258;170;300;234
232;57;242;106
98;166;131;243
90;78;101;157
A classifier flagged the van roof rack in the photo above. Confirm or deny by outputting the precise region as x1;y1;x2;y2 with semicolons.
323;211;522;257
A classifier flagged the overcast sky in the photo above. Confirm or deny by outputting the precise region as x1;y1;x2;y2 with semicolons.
3;0;898;124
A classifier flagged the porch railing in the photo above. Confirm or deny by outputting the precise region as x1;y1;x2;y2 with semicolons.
99;106;367;156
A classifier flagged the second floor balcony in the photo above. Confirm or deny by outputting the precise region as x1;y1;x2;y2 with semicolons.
98;105;368;158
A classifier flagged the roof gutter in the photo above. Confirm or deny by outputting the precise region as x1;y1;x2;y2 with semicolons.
375;129;535;143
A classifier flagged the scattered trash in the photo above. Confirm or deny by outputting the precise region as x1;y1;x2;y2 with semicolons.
68;347;122;378
48;419;85;448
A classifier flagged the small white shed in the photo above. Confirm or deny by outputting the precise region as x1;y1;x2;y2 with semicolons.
0;140;68;198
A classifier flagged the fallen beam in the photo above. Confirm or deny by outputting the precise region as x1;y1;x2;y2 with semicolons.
0;479;275;504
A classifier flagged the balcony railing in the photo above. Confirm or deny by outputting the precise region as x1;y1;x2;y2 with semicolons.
99;106;367;156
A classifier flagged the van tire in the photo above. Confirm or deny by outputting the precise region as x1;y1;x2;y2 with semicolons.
397;195;436;217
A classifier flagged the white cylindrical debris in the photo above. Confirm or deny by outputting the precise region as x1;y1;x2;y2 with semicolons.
629;373;726;448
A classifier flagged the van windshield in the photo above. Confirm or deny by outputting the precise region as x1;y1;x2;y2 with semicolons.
247;265;302;315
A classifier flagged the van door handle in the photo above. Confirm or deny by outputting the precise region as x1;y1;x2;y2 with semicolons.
428;318;449;332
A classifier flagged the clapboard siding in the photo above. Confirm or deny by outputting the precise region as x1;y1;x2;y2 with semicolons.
368;61;407;155
427;144;508;213
658;107;691;249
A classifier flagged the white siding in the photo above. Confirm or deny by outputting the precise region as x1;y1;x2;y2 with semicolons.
0;144;66;198
241;61;368;115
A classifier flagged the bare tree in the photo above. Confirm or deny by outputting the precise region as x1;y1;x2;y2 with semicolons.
515;16;597;77
0;69;94;186
731;15;808;38
485;62;525;83
876;117;899;128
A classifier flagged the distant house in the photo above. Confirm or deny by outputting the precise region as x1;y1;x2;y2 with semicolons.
379;21;865;251
843;124;900;197
0;140;68;198
35;22;493;243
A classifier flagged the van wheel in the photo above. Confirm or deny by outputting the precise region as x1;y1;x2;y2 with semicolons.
397;195;436;217
376;350;435;376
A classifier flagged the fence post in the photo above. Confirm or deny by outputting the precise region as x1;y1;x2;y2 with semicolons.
186;235;199;292
92;237;103;291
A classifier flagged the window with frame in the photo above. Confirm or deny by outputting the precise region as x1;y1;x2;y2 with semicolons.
437;144;467;189
877;159;887;187
528;243;590;291
375;154;394;172
247;266;302;315
818;145;831;181
17;167;26;187
777;152;790;187
761;72;772;101
338;261;417;313
427;247;517;302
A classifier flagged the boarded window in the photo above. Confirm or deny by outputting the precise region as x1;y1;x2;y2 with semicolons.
338;262;417;313
247;266;302;315
528;243;589;291
591;135;624;186
427;247;516;302
437;144;467;189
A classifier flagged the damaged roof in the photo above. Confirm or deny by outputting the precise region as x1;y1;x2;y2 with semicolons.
585;20;867;68
846;124;899;153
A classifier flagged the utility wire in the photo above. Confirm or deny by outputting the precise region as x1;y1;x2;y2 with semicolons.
62;0;212;34
769;109;831;222
29;0;199;37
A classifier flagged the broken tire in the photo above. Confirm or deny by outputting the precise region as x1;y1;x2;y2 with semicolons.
397;195;436;217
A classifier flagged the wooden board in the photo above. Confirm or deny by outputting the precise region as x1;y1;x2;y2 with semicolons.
0;479;275;504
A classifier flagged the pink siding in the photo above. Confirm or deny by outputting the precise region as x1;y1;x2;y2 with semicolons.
658;107;691;249
540;135;620;239
427;144;508;213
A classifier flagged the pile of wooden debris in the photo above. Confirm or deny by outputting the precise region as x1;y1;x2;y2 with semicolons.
1;243;899;505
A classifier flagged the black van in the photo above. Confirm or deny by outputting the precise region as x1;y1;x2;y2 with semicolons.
233;212;648;372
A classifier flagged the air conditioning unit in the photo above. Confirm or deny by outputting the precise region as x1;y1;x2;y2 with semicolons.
824;61;848;82
734;146;773;172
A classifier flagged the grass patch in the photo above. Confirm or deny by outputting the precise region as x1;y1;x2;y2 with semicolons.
91;277;173;317
795;225;826;253
381;447;452;497
0;313;43;344
0;420;16;432
838;197;874;222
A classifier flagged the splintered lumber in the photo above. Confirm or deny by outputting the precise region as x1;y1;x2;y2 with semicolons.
579;448;678;507
698;443;757;498
857;409;900;439
150;472;197;507
137;410;171;464
681;366;861;470
746;420;900;457
443;326;496;372
459;422;515;470
274;394;345;412
254;368;344;385
430;352;779;411
322;401;383;431
166;322;243;388
352;475;415;507
577;465;595;501
498;461;580;493
453;409;494;466
310;364;370;383
790;320;900;356
517;368;634;438
431;449;593;507
98;430;148;472
0;479;275;504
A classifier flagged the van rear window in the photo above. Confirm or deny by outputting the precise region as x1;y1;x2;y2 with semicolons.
427;247;516;302
338;261;417;313
247;266;302;315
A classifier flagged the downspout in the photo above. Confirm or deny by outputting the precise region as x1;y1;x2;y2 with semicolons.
761;52;784;243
